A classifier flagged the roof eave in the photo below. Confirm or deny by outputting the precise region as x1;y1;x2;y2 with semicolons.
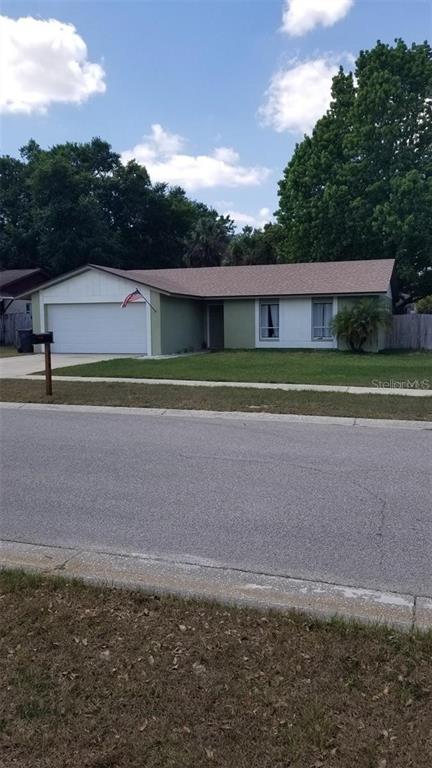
201;289;390;300
0;269;45;295
15;265;94;298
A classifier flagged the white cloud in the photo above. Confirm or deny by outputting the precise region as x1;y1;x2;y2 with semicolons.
121;125;270;191
222;207;273;230
0;15;106;114
259;55;351;134
212;147;239;164
281;0;353;36
147;123;184;155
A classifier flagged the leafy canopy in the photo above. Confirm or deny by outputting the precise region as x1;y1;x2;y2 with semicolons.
415;295;432;314
277;40;432;304
226;223;285;266
0;139;233;276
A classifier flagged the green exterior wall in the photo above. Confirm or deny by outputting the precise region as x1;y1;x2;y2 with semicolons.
150;290;161;355
223;299;255;349
31;293;41;333
160;295;205;354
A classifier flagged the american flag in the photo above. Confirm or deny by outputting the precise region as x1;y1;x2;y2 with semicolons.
121;289;143;308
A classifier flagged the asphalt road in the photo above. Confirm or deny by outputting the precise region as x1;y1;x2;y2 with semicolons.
1;406;431;596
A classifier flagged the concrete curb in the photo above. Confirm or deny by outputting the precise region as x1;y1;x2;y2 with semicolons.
1;400;431;430
1;540;431;631
15;373;432;398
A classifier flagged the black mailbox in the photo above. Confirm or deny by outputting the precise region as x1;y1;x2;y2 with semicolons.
31;332;54;344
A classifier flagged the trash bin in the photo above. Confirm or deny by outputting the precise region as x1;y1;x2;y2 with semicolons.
16;329;34;354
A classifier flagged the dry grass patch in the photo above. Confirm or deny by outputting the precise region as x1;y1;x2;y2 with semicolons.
1;378;431;421
1;571;432;768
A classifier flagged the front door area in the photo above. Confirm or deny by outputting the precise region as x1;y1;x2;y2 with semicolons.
208;303;224;350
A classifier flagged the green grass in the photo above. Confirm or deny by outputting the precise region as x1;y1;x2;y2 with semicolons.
1;378;431;420
51;349;432;388
1;569;431;768
0;345;20;357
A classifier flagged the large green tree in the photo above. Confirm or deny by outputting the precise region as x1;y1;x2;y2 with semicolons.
0;154;38;268
227;223;284;266
27;139;122;274
277;40;432;305
0;139;233;275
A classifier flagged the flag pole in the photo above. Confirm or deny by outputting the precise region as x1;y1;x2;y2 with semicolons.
137;288;157;312
122;288;157;312
144;297;157;313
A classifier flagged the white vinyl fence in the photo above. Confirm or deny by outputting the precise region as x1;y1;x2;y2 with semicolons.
386;314;432;350
0;312;32;346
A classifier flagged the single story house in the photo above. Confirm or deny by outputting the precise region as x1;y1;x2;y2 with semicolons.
0;268;48;345
24;258;395;355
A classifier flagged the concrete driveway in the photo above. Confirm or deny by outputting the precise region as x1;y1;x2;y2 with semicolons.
0;353;123;378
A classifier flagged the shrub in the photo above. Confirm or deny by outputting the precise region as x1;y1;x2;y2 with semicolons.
331;299;392;353
416;296;432;314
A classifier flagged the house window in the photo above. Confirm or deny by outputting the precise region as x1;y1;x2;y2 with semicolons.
312;300;333;340
260;302;279;340
25;303;32;315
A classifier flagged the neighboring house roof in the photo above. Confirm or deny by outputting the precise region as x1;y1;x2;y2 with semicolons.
24;258;395;300
0;268;48;299
98;259;395;298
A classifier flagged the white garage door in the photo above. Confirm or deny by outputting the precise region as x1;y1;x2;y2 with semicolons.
47;303;147;354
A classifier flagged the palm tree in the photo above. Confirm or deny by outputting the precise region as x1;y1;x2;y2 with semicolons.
331;298;392;353
184;216;233;267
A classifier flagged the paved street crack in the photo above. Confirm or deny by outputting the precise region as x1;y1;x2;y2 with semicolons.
375;499;388;570
53;551;84;572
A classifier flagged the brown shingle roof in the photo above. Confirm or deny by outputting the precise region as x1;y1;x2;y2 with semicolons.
0;269;41;290
98;259;394;298
0;268;47;297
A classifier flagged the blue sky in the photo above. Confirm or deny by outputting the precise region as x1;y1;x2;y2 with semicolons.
2;1;431;228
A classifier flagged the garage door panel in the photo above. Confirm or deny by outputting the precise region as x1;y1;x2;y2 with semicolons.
47;303;147;354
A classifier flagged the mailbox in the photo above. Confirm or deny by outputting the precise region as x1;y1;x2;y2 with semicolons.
31;331;54;395
31;332;54;344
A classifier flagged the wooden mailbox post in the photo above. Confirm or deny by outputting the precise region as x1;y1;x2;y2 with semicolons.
31;332;54;395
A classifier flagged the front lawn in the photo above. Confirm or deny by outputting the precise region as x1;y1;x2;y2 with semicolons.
1;378;431;420
51;349;432;388
1;570;431;768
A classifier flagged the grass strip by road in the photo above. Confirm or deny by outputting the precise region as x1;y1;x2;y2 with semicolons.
0;346;21;358
1;378;432;420
1;570;431;768
50;349;432;388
